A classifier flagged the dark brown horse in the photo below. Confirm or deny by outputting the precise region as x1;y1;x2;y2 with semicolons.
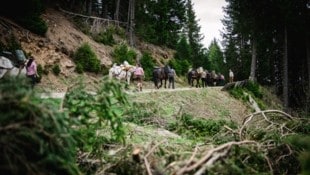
153;65;170;89
187;67;203;88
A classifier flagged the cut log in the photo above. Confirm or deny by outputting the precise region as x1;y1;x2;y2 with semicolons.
221;79;249;91
132;148;141;163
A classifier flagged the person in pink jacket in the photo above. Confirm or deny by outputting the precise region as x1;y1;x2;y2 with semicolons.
26;57;39;88
134;63;144;91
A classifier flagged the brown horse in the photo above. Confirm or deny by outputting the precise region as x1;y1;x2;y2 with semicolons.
187;67;203;88
153;65;170;89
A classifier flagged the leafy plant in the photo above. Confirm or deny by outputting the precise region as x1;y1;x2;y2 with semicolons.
63;79;129;173
140;52;156;81
125;101;160;126
37;64;43;75
228;81;266;110
112;43;136;65
52;64;61;75
0;77;80;175
93;27;116;46
245;81;263;99
74;43;101;73
168;113;235;141
168;58;190;75
64;79;129;149
75;63;83;74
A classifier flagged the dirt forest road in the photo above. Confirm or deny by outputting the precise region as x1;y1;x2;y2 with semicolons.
40;86;224;99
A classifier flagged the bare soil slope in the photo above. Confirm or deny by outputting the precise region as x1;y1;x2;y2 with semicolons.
0;8;175;91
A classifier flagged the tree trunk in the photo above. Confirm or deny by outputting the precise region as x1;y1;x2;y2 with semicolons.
306;31;310;114
87;0;92;16
128;0;135;46
115;0;120;22
101;0;108;18
283;25;289;111
127;0;131;31
70;0;75;10
249;37;257;81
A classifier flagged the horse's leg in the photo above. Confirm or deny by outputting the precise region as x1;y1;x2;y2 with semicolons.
0;68;7;79
154;78;159;89
164;78;167;88
197;78;200;88
196;78;198;88
127;75;130;85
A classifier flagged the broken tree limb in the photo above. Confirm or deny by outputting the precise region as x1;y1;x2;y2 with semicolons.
143;140;166;175
59;8;127;26
176;140;257;175
239;110;294;140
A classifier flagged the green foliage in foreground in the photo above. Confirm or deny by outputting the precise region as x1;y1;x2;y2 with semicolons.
0;77;80;175
0;77;130;175
286;135;310;175
63;79;129;174
1;77;310;175
64;80;129;145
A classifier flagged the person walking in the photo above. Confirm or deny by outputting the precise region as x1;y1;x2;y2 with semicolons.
229;69;234;83
201;70;207;88
168;67;176;89
134;63;144;91
26;57;39;88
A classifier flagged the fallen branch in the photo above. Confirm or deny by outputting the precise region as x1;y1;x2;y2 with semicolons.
176;140;257;175
144;140;166;175
59;8;127;26
176;146;199;174
239;110;294;140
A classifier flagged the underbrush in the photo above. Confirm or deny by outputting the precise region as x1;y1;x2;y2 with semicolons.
167;113;237;142
2;78;310;175
125;101;164;126
0;77;79;174
228;81;267;110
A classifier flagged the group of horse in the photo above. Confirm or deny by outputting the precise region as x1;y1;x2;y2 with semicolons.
108;61;136;85
187;67;225;87
108;62;173;89
109;62;227;89
1;54;227;89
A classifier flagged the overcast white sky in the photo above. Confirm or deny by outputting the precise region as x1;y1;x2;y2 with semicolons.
192;0;227;49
